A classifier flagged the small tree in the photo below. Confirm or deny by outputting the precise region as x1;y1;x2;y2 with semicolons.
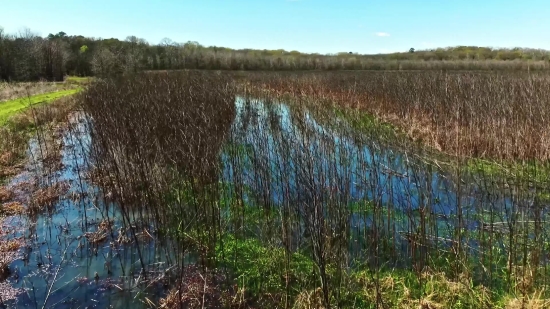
409;48;415;53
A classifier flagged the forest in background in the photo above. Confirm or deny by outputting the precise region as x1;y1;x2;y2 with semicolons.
2;27;550;81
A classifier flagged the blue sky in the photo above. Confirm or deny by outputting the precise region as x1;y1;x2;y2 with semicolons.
1;0;549;54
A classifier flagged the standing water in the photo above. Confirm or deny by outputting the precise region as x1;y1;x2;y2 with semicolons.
0;97;539;308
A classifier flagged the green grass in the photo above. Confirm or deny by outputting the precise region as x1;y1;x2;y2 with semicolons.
0;89;80;125
215;234;519;308
464;158;550;185
65;76;92;84
334;107;400;139
217;235;317;298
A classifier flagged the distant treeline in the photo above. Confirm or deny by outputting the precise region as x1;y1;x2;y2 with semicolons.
1;27;550;81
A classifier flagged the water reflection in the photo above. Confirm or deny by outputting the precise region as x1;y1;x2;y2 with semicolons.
1;97;540;308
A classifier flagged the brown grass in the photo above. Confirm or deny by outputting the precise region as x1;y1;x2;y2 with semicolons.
0;187;14;203
0;237;23;283
293;288;326;309
0;239;21;253
158;266;234;309
245;71;550;161
84;219;113;244
0;80;62;103
505;291;550;309
29;181;69;214
0;128;26;182
1;202;25;216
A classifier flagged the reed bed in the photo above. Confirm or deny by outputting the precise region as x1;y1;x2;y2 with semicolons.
24;69;547;309
0;71;550;308
243;71;550;161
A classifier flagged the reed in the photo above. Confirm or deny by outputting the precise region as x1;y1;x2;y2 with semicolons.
23;69;547;308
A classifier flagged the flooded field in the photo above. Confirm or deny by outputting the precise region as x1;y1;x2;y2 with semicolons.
1;72;549;308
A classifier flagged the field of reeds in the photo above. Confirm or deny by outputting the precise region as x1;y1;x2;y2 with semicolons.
1;70;550;308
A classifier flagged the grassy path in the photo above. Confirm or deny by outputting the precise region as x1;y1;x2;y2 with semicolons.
0;88;81;125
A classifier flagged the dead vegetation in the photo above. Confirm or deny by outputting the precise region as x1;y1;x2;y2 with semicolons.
1;202;24;216
504;292;550;309
8;95;77;131
246;71;550;160
0;239;21;253
37;131;64;173
0;237;22;282
0;187;13;203
77;71;550;308
29;181;69;214
84;219;113;244
1;71;546;307
0;80;62;103
159;266;234;309
0;129;26;182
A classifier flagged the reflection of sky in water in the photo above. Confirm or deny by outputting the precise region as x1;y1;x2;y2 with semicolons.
223;97;525;245
6;116;165;309
2;97;539;308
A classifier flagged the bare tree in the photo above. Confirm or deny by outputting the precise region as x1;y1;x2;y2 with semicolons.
91;46;117;77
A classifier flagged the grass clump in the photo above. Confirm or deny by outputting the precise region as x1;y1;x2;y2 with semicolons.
1;202;24;216
217;235;316;302
29;182;69;215
0;187;14;203
465;158;550;185
334;107;404;143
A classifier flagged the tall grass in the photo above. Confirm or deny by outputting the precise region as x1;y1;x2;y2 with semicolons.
73;70;550;308
244;71;550;161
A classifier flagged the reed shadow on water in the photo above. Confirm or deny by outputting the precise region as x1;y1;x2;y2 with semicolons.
2;71;549;309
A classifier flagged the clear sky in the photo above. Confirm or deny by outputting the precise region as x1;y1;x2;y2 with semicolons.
1;0;549;54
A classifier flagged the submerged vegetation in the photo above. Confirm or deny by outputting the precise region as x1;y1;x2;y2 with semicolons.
0;68;549;308
0;80;81;183
66;70;550;308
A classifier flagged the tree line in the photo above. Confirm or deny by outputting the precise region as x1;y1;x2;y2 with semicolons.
1;27;550;82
